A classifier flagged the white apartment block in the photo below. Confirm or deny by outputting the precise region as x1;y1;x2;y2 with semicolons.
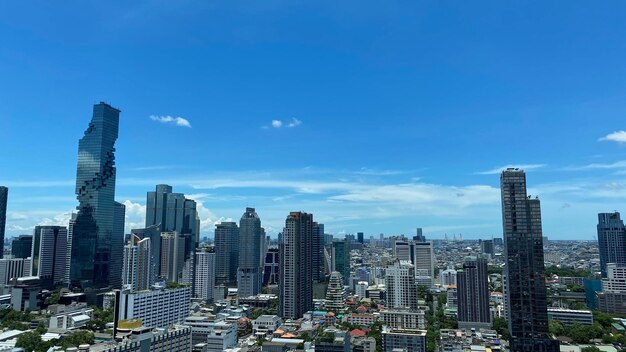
380;309;426;330
117;286;191;329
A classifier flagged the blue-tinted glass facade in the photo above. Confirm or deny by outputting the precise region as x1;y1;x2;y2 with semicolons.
70;102;120;289
0;186;7;259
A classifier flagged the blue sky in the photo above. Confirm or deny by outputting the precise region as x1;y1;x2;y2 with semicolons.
2;1;626;240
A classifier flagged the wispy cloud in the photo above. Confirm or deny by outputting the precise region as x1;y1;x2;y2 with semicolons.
264;118;302;129
149;115;192;128
475;164;546;175
599;131;626;143
566;160;626;171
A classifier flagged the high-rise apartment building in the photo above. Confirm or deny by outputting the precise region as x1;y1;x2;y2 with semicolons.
501;168;558;352
597;212;626;278
325;271;346;311
279;211;313;319
70;102;120;289
0;258;31;285
457;255;491;329
160;232;186;283
195;250;216;303
31;226;67;288
0;186;7;259
480;239;495;258
214;222;239;286
117;285;192;329
386;260;418;310
110;201;125;289
145;185;199;258
263;247;279;286
122;234;153;292
332;240;350;285
312;222;325;283
11;235;32;259
238;208;264;297
130;224;161;284
64;213;77;286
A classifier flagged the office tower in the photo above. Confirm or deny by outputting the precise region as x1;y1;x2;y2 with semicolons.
215;222;239;286
597;264;626;315
195;250;216;302
0;258;31;285
480;239;495;258
597;212;626;278
160;232;186;282
412;241;434;287
145;184;200;258
393;240;411;261
122;234;152;292
279;211;313;319
31;226;68;288
237;207;264;297
440;268;457;288
326;271;346;311
70;102;120;289
0;187;6;259
109;201;125;289
457;255;491;329
357;232;364;244
414;228;426;242
263;247;279;286
64;213;77;286
500;168;558;352
11;235;32;259
332;240;350;285
312;222;325;283
130;224;161;284
386;260;418;310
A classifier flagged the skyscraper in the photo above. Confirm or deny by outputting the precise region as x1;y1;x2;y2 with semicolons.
238;208;264;297
501;168;558;352
279;211;313;319
70;102;120;289
130;224;161;284
332;240;350;285
214;222;239;286
31;226;68;289
146;185;200;258
597;212;626;278
312;222;325;283
385;260;418;310
0;186;7;259
11;235;32;259
325;271;346;311
109;201;126;289
64;213;77;286
160;232;187;283
357;232;364;244
480;239;495;258
412;241;434;287
195;250;216;303
122;234;153;291
457;255;491;329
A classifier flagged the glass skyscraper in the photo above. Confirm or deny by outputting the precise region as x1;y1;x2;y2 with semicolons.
215;221;239;286
237;207;264;297
597;212;626;278
70;102;120;289
500;169;559;352
0;186;7;259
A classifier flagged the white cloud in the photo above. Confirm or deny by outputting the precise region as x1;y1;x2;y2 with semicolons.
271;120;282;128
475;164;546;175
149;115;192;128
566;160;626;171
599;131;626;143
122;200;147;233
287;117;302;128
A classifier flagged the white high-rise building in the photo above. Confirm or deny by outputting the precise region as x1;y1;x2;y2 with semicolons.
355;281;369;300
440;268;457;288
31;225;67;287
412;241;434;287
195;251;216;302
122;234;153;292
160;232;186;283
64;213;77;286
393;240;411;261
117;285;192;329
386;260;418;310
0;258;31;285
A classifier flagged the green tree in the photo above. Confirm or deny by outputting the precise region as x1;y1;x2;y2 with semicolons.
567;323;592;343
491;317;509;339
549;320;565;336
61;331;95;349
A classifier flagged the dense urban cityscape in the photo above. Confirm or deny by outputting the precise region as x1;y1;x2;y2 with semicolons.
0;103;623;352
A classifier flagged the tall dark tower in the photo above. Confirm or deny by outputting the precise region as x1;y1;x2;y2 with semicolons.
70;102;120;289
0;186;6;259
238;207;263;297
597;212;626;278
279;211;313;319
500;168;558;352
457;255;491;329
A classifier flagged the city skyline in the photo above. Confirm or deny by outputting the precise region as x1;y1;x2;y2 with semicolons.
3;3;626;240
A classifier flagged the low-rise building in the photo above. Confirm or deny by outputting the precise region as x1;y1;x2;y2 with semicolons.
48;306;94;331
380;309;426;330
89;324;192;352
253;315;282;335
117;285;192;329
547;308;593;326
382;328;426;352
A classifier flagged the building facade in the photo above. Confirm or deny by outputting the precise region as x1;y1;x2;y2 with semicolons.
0;258;31;285
456;255;491;329
597;212;626;278
500;168;558;352
332;240;350;285
122;234;153;292
160;232;186;283
117;286;192;329
109;201;126;289
385;260;417;310
238;207;264;297
70;102;120;289
214;222;239;286
11;235;32;259
0;186;7;259
31;225;68;288
194;250;216;302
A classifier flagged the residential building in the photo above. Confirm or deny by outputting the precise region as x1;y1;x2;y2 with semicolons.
597;212;626;277
480;239;495;258
214;222;239;286
64;213;76;286
31;225;67;288
440;268;457;288
70;102;120;289
0;258;31;285
10;235;32;259
313;222;325;282
279;211;314;319
110;201;126;289
382;328;426;352
333;240;351;285
252;315;281;334
91;324;192;352
195;250;216;302
183;315;237;350
160;231;187;283
500;168;559;352
130;224;161;285
456;255;491;329
326;271;346;311
263;247;279;286
238;207;264;297
355;281;369;300
380;309;426;330
547;308;593;326
386;260;418;310
117;285;192;328
0;186;6;259
122;234;153;292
